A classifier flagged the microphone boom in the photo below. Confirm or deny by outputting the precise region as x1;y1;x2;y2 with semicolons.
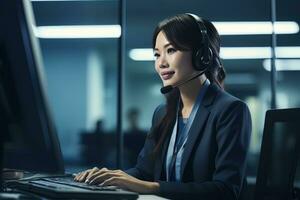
160;71;205;94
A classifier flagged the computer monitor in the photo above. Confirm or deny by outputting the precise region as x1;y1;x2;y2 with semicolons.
0;0;64;174
255;108;300;200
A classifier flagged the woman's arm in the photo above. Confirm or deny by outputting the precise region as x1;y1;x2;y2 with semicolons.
125;104;166;180
74;104;165;193
125;134;156;181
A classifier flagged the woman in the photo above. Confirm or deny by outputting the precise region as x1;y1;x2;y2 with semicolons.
74;13;251;200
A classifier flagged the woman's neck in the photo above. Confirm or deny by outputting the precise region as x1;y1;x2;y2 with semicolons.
179;75;207;118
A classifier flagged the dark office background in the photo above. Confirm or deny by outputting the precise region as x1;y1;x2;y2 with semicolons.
29;0;300;182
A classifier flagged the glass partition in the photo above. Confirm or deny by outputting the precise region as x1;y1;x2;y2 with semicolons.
31;0;300;180
32;0;120;172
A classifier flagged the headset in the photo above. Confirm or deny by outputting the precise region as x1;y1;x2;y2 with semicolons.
185;13;213;72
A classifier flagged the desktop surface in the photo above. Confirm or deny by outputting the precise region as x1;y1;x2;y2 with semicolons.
0;192;168;200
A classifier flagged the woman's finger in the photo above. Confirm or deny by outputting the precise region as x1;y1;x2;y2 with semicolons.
88;171;113;185
75;171;87;182
88;171;120;185
86;168;109;183
75;168;95;182
77;171;89;182
74;172;84;181
84;167;99;182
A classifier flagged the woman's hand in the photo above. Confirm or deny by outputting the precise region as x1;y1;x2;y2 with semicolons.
74;167;99;183
74;167;160;194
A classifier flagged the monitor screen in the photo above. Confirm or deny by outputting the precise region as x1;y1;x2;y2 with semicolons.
0;0;64;174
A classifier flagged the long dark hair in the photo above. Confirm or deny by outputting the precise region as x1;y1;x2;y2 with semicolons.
150;13;226;155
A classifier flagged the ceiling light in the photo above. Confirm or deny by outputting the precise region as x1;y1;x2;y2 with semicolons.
220;47;270;59
31;0;99;1
33;25;121;39
275;47;300;58
263;59;300;71
129;47;300;61
31;21;299;39
220;47;300;59
213;21;299;35
129;49;154;61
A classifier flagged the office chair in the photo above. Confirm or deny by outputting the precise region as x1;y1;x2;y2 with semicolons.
254;108;300;200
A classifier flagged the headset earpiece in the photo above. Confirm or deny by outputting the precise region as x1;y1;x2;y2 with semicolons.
193;47;212;71
186;13;213;71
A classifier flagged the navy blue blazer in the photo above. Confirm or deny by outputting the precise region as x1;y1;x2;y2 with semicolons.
126;83;252;200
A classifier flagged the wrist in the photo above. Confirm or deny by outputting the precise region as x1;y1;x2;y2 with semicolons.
148;182;160;193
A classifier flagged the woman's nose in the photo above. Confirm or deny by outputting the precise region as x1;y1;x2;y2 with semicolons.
157;56;168;69
159;63;168;69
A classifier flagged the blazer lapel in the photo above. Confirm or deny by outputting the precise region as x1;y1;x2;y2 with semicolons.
154;133;171;180
180;84;219;178
154;115;175;180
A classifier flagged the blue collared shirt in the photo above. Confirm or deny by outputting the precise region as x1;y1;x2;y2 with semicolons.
165;79;210;182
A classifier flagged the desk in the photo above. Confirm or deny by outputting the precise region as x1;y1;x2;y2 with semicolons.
1;191;169;200
138;195;168;200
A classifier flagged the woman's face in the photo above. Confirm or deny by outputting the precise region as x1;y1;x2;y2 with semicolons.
154;31;196;87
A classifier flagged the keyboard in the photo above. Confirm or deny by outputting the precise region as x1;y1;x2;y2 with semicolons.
5;175;139;200
38;176;118;191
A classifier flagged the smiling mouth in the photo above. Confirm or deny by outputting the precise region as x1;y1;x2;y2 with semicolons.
161;71;175;80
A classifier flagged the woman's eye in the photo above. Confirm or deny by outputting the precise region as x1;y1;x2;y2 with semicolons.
167;48;176;54
154;53;160;58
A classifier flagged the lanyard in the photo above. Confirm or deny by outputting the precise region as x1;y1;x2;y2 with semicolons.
166;79;209;181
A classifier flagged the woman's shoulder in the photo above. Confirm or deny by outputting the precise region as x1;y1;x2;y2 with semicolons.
217;88;243;104
210;84;249;114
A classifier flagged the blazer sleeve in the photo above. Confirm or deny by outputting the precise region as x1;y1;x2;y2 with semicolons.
157;101;252;200
125;104;165;181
